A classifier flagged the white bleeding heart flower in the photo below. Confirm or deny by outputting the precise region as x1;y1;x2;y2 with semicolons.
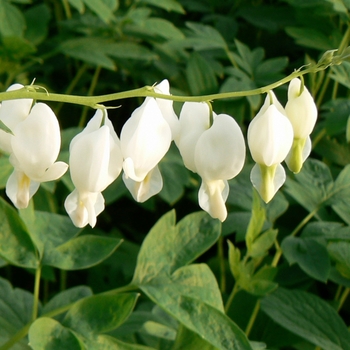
0;83;33;154
248;92;294;203
176;102;246;221
285;78;317;173
120;97;172;202
64;109;123;228
6;103;68;209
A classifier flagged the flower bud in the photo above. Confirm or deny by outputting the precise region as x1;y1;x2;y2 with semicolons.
285;78;317;173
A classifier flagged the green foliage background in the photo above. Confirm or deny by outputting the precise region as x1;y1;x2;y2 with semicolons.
1;0;350;349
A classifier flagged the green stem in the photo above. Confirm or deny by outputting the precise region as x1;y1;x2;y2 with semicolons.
338;287;350;311
271;208;318;267
79;65;102;127
32;266;42;322
245;299;260;337
224;282;240;313
218;236;226;293
0;63;333;108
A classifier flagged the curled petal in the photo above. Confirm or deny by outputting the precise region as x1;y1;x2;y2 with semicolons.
123;165;163;202
198;179;229;222
0;84;33;154
285;78;318;139
175;102;210;172
248;104;293;166
64;189;104;228
6;169;40;209
195;114;246;181
121;98;171;181
250;163;286;203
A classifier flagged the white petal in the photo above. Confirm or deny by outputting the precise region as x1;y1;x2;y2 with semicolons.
121;98;171;181
0;84;33;153
198;179;229;221
123;165;163;202
34;161;69;182
64;189;104;228
6;169;40;209
154;79;180;140
195;114;246;181
248;104;294;166
285;78;318;139
11;103;62;178
250;163;286;203
70;125;120;192
175;102;210;172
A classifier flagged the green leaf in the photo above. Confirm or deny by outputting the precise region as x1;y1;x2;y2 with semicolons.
183;22;227;51
228;240;241;279
142;321;176;340
172;325;217;350
138;0;185;13
281;236;331;282
284;158;334;212
0;0;25;37
186;52;218;95
24;3;51;45
28;317;83;350
0;277;36;349
19;205;80;259
106;42;157;60
0;198;38;268
83;0;114;23
144;18;184;40
261;287;350;350
327;241;350;279
67;0;84;13
45;235;123;270
249;229;278;259
42;286;93;315
285;27;340;51
59;38;116;70
133;210;221;284
63;293;139;337
141;282;253;350
83;334;156;349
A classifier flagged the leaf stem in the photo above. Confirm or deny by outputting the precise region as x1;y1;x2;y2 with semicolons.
32;266;42;322
245;299;260;337
218;236;226;293
224;282;240;313
338;287;350;311
271;208;318;267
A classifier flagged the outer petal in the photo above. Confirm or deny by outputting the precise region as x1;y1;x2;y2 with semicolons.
248;104;293;166
0;84;33;153
255;91;286;119
195;114;246;181
121;98;171;181
154;79;179;140
11;103;63;179
70;125;119;192
123;165;163;202
285;78;318;139
64;189;104;228
250;163;286;203
198;179;229;222
6;169;40;209
175;102;210;172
